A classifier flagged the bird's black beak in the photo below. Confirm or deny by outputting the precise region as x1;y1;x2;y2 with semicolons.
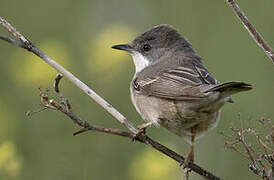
111;44;133;52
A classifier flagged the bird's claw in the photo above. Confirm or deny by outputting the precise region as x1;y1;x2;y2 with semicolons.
131;125;147;142
180;159;192;180
180;151;194;180
180;156;193;168
131;122;154;142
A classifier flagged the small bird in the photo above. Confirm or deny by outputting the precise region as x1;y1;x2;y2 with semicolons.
112;24;252;165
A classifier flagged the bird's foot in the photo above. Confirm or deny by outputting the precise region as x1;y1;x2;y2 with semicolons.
180;144;194;167
182;152;194;167
181;157;193;180
132;122;154;141
180;147;194;179
183;168;191;180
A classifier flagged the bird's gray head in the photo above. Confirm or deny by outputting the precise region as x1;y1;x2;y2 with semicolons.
112;24;194;73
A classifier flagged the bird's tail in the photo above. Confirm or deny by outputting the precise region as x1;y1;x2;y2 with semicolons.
206;82;252;96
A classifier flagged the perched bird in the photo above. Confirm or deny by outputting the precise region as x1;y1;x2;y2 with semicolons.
112;24;252;165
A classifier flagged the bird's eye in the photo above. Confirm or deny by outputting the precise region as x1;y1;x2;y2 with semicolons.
143;44;151;51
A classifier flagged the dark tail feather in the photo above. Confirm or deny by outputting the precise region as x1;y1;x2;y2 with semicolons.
206;82;252;96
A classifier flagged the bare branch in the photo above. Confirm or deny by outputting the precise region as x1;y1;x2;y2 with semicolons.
38;82;222;180
221;115;273;180
226;0;274;64
0;17;222;180
0;34;27;49
0;16;138;134
0;17;30;47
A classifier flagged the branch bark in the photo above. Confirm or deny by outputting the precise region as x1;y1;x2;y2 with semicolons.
0;17;138;134
39;76;221;179
221;116;273;180
226;0;274;64
0;17;222;180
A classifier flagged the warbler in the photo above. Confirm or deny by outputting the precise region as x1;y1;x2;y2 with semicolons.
112;24;252;164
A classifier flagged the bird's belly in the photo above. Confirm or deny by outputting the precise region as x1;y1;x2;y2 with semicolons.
131;93;221;141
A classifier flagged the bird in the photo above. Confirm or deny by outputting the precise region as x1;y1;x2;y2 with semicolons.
112;24;252;166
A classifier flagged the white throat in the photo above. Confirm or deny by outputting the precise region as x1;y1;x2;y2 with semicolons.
130;52;150;73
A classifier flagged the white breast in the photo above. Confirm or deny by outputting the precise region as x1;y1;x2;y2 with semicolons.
130;52;150;73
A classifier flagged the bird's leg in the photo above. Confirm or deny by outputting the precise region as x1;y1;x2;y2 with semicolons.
137;121;154;134
132;121;154;141
185;135;195;165
183;129;196;180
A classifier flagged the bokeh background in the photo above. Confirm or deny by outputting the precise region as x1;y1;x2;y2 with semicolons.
0;0;273;179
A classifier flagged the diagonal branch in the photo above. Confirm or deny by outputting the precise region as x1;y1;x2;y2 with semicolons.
0;34;27;49
0;16;138;134
226;0;274;64
40;74;222;180
0;17;222;180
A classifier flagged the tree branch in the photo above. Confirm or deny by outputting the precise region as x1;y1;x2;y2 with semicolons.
0;16;138;134
226;0;274;64
0;17;222;180
39;74;222;180
220;115;273;180
0;34;27;49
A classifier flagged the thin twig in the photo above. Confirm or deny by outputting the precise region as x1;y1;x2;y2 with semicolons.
0;34;27;49
0;16;138;134
222;115;273;180
38;84;222;180
0;17;222;180
226;0;274;64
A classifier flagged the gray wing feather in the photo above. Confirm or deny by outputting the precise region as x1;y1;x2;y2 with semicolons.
193;62;218;85
133;62;217;100
132;53;218;100
135;76;204;100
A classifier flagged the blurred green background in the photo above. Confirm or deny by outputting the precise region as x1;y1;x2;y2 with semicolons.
0;0;273;179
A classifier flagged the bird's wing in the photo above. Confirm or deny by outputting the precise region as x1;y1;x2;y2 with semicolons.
192;61;218;85
133;61;217;100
